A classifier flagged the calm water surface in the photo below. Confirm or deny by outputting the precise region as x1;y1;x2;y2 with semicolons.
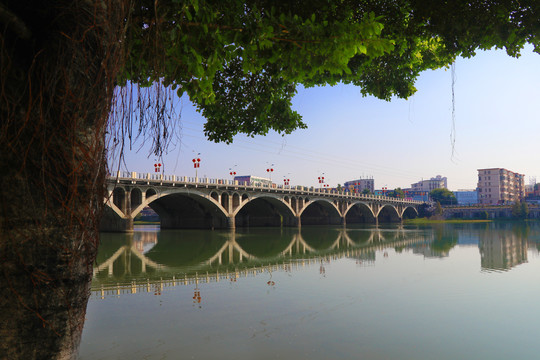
80;223;540;359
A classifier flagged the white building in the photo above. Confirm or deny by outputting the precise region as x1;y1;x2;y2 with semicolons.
411;175;447;192
344;178;375;194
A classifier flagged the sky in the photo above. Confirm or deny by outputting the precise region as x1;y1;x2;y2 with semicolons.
115;46;540;191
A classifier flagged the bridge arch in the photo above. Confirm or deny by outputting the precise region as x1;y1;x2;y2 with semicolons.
234;194;296;227
145;188;157;199
131;188;143;210
129;188;229;229
112;187;126;212
221;192;229;210
401;206;419;219
377;204;401;223
299;199;342;226
344;201;377;224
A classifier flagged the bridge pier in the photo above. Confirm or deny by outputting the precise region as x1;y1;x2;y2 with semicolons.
227;216;236;230
296;216;302;228
100;207;134;232
341;216;346;227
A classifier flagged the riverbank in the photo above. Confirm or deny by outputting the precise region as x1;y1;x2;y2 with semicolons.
134;221;160;225
404;218;492;225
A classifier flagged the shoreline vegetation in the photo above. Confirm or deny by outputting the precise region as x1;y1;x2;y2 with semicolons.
405;218;539;225
134;221;160;225
404;218;492;224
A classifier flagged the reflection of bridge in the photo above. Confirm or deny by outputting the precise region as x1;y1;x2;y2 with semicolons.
94;229;429;283
92;244;166;277
101;173;423;232
92;227;431;299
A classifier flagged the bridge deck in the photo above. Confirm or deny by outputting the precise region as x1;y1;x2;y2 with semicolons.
108;172;423;205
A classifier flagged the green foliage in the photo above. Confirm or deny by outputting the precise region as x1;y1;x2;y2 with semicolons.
362;188;371;195
430;188;457;205
512;200;529;219
435;201;443;216
121;0;540;142
386;187;404;198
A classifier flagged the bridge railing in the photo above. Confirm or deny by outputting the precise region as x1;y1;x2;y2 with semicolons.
109;172;423;204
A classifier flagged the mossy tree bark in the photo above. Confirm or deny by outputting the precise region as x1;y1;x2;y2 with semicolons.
0;1;125;359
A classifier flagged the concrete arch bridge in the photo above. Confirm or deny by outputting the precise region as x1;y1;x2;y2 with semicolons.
101;173;424;232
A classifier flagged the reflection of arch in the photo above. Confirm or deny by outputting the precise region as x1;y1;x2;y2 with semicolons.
205;237;256;265
280;233;317;256
93;245;166;277
327;232;344;250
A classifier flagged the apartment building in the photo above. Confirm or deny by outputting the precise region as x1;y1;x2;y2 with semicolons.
344;178;375;193
411;175;447;192
477;168;525;205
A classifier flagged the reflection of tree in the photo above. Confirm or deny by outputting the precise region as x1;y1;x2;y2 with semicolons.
431;225;458;255
431;237;458;254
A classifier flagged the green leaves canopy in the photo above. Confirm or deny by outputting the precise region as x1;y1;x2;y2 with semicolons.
430;188;457;205
121;0;540;142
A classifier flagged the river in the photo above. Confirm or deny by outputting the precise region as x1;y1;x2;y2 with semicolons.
79;222;540;359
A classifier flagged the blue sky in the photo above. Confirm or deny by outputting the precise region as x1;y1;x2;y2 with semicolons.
116;46;540;190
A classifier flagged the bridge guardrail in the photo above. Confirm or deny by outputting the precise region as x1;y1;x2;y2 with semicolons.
109;172;424;205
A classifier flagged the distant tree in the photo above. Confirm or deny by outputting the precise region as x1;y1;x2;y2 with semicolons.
362;188;371;195
418;203;432;218
435;202;444;216
521;202;530;219
387;187;404;198
513;200;529;219
430;188;457;205
337;184;342;192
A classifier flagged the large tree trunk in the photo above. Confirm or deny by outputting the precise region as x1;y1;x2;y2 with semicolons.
0;1;125;358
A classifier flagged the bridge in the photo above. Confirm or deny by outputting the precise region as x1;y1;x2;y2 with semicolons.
101;172;424;232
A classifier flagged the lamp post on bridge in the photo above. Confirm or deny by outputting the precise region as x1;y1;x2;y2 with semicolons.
192;157;201;179
153;162;161;173
283;177;290;188
266;166;274;184
318;174;325;189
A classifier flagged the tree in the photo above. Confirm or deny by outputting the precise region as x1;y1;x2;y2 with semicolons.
512;200;529;219
362;188;372;195
1;1;539;358
435;202;444;216
430;188;457;205
387;187;405;198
